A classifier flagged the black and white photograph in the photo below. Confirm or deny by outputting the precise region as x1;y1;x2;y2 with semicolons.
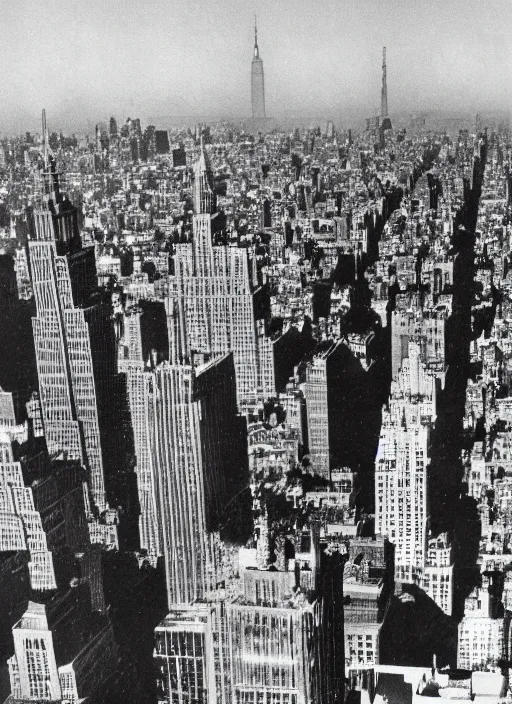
0;1;511;702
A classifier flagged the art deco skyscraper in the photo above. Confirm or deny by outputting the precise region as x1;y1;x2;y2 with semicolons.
151;353;244;606
167;144;267;405
8;593;118;702
27;112;116;547
121;289;248;602
251;18;266;119
380;47;392;130
0;390;57;592
192;140;215;215
381;47;388;118
375;341;434;582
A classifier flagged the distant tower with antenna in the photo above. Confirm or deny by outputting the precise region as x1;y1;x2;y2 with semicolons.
41;108;49;166
380;47;392;131
251;16;266;119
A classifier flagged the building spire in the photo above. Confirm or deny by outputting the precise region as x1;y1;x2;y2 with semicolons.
41;109;49;168
254;15;259;59
193;141;214;215
38;109;64;208
251;17;265;118
381;47;388;118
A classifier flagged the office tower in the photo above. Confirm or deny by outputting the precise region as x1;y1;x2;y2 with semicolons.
303;340;348;479
155;130;171;154
152;351;246;607
155;602;228;704
193;141;215;215
109;116;118;138
125;369;163;560
422;533;454;616
27;113;116;547
375;421;428;583
391;293;449;381
304;350;331;477
8;591;118;703
0;390;57;592
167;146;266;405
380;47;392;130
343;537;394;671
153;318;251;699
9;602;61;701
119;300;168;560
144;124;156;161
226;527;343;704
131;117;142;137
122;301;249;571
251;18;266;119
375;340;436;583
172;146;187;167
95;124;102;154
457;576;504;670
381;48;388;119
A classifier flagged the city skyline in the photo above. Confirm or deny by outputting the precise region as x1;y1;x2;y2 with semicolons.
2;3;512;703
0;0;511;133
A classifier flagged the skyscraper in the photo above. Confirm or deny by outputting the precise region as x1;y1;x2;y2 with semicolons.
381;47;388;118
8;592;118;702
251;18;266;120
380;47;392;131
303;340;352;479
343;537;394;671
27;112;117;547
152;275;251;700
151;350;246;607
192;141;215;215
155;602;228;704
155;526;344;704
122;261;250;603
375;341;435;583
0;390;57;593
167;144;269;405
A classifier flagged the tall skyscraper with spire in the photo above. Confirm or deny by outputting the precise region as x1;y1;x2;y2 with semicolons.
251;17;266;119
380;47;392;130
27;110;117;547
167;142;269;404
123;145;255;588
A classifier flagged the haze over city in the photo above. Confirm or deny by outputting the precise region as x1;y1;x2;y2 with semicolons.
2;1;512;702
1;0;511;133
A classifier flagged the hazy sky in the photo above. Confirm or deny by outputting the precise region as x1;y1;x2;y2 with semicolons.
1;0;511;132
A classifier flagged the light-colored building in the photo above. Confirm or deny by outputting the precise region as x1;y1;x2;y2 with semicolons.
422;533;454;616
27;157;117;547
8;599;118;703
457;577;504;671
457;617;504;671
166;146;267;405
375;421;429;583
